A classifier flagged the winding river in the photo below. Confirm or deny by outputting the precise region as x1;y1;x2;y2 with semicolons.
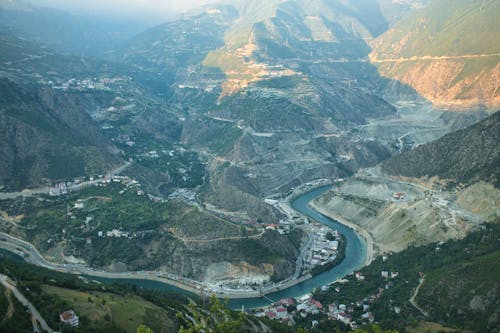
91;185;367;309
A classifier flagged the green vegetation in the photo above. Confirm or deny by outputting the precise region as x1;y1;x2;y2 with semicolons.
44;285;176;333
237;238;281;265
312;222;500;332
0;288;35;333
0;253;190;332
382;111;499;188
193;122;243;155
376;0;500;57
417;250;500;332
13;183;245;270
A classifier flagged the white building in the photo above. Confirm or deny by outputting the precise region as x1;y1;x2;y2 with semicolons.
60;310;79;327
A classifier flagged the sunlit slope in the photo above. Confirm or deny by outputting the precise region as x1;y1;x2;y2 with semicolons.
370;0;500;109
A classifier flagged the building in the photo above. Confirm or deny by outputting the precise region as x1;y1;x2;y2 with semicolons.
60;310;79;327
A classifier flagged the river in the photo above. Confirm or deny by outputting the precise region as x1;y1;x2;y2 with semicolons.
90;185;367;309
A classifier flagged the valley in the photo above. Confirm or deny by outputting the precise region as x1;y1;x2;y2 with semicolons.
0;0;498;331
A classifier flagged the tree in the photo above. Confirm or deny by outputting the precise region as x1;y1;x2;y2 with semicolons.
137;324;153;333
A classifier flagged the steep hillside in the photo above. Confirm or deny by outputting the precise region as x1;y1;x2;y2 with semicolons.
417;248;500;332
312;222;500;332
0;78;118;189
313;113;499;254
0;0;146;56
382;111;499;187
370;0;500;109
0;253;286;333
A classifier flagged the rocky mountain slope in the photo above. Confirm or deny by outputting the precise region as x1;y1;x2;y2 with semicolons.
370;0;500;109
382;111;499;187
0;32;188;190
0;78;118;190
111;0;425;220
0;0;146;56
313;112;499;253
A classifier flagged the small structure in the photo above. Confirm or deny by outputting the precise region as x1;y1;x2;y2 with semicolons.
60;310;79;327
393;192;405;200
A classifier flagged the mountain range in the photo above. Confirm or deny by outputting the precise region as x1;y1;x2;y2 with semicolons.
0;0;498;332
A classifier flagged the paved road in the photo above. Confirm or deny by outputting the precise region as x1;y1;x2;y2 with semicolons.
0;274;54;332
0;161;131;200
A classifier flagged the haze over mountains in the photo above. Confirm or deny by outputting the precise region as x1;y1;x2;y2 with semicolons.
0;0;498;332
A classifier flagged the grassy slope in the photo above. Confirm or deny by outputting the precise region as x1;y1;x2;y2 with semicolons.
417;250;500;332
372;0;500;58
43;285;175;333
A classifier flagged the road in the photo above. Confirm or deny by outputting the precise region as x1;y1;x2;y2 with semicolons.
0;274;54;332
410;276;428;317
0;161;131;200
370;53;500;63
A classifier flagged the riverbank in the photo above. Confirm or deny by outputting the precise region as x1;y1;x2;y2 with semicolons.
310;201;375;266
0;185;369;307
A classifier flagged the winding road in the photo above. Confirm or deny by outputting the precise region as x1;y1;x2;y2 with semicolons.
410;276;428;317
0;274;54;332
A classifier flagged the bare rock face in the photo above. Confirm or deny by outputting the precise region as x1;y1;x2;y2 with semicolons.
203;261;274;284
370;0;500;110
372;59;500;109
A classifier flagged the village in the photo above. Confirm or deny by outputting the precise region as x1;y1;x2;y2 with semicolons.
44;76;132;92
252;264;404;331
46;162;347;296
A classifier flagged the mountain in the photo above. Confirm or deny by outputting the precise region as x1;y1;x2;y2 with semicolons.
370;0;500;109
311;112;499;255
0;78;119;190
112;0;420;220
0;0;147;56
382;111;499;187
0;32;189;190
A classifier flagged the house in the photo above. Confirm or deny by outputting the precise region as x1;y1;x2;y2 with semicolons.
275;306;288;319
381;271;389;278
297;303;308;312
60;310;79;327
391;271;399;279
336;312;352;324
265;311;276;319
393;192;405;200
309;299;323;310
328;303;338;313
361;312;374;323
74;202;84;209
279;298;295;307
355;272;365;281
